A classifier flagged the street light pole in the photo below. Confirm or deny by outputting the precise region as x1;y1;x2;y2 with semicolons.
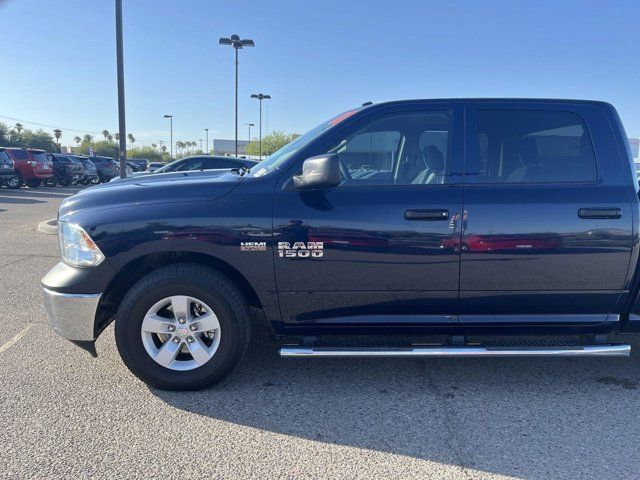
219;34;254;157
205;128;209;154
245;123;254;143
251;93;270;160
115;0;127;178
199;139;203;151
163;114;173;159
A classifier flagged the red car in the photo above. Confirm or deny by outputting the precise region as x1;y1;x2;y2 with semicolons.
5;147;54;187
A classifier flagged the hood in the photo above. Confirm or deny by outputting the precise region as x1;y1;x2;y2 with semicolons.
59;170;244;220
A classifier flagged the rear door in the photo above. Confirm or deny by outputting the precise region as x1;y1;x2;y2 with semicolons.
460;102;634;325
273;103;465;326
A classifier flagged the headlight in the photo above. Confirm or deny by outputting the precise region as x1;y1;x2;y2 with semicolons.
59;222;105;267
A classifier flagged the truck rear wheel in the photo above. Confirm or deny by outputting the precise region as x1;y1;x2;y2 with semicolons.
115;263;251;390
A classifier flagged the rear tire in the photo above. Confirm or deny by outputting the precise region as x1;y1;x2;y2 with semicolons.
115;263;252;390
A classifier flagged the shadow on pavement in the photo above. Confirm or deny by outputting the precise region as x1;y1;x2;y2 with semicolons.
153;323;640;477
0;186;86;200
0;195;46;204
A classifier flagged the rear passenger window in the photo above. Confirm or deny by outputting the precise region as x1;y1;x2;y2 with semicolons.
476;110;597;184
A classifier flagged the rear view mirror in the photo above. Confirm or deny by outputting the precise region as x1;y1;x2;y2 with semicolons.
293;154;341;190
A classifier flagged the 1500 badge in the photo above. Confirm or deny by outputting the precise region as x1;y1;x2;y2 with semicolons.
278;242;324;258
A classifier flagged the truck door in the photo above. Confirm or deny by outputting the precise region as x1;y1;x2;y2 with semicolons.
460;102;634;325
273;104;464;326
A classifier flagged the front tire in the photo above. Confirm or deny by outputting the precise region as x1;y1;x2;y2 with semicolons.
5;175;20;189
115;263;252;390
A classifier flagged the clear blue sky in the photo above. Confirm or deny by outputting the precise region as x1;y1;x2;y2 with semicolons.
1;0;639;148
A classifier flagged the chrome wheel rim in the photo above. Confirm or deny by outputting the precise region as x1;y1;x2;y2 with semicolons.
141;295;221;371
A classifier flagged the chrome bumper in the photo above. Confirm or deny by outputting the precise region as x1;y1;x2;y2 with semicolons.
42;288;101;341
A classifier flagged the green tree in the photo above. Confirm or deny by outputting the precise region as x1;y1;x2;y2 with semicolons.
14;123;23;133
102;129;110;141
83;134;94;144
73;136;81;146
53;129;62;152
127;133;135;149
245;130;299;157
107;134;113;142
128;145;165;163
114;132;120;142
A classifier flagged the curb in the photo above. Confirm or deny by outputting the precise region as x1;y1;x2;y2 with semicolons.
38;218;58;235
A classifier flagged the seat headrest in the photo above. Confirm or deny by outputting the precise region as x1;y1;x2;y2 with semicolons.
519;138;539;166
422;145;445;171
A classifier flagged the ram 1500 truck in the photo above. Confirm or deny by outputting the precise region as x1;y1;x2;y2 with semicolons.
42;99;640;390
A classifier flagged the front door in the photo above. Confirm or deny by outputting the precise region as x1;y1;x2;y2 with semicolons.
273;105;464;326
459;102;634;324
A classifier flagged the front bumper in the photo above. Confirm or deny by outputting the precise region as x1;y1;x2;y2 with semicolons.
42;288;101;341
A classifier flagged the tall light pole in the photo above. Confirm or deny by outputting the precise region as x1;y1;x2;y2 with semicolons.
204;128;209;154
251;93;270;160
199;139;203;151
219;34;254;157
163;114;173;159
245;123;254;143
115;0;127;178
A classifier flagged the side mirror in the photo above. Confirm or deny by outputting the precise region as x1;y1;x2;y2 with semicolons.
293;154;341;190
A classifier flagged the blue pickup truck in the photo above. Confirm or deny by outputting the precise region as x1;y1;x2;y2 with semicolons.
42;99;640;390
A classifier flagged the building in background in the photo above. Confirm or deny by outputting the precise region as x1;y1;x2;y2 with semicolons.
629;138;639;159
213;139;249;157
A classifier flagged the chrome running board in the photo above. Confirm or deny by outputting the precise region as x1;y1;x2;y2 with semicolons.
279;344;631;358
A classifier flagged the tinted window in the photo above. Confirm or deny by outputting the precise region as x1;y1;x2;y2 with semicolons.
0;151;11;163
9;150;29;160
32;152;49;163
327;112;452;186
205;158;241;169
476;110;597;183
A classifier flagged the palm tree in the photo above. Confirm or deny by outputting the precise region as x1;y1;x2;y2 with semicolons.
161;145;167;154
83;134;93;143
74;136;81;146
151;143;157;149
114;132;120;141
107;134;113;142
14;123;23;133
53;129;62;152
102;129;110;141
127;133;135;149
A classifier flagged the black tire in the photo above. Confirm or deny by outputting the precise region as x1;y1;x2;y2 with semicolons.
115;263;252;390
25;179;41;188
5;175;20;189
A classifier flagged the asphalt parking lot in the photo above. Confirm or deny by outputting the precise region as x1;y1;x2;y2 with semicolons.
2;185;640;479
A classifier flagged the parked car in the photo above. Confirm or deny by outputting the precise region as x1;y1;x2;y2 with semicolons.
42;99;639;391
0;147;20;189
72;156;100;185
127;161;142;172
111;155;258;181
88;156;120;182
50;153;83;186
146;162;164;173
5;147;54;187
128;158;149;171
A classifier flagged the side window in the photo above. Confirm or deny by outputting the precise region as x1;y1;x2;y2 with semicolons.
476;109;597;184
328;111;451;186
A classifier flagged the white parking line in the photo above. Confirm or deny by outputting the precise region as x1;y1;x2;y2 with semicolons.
0;325;32;355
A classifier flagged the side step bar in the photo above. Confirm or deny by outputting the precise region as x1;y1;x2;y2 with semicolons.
280;344;631;358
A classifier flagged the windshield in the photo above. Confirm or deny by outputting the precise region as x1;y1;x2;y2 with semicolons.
250;108;361;177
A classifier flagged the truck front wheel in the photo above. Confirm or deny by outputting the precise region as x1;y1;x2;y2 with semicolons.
115;263;252;390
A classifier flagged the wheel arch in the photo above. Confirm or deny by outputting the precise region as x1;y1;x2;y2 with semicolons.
95;251;264;337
